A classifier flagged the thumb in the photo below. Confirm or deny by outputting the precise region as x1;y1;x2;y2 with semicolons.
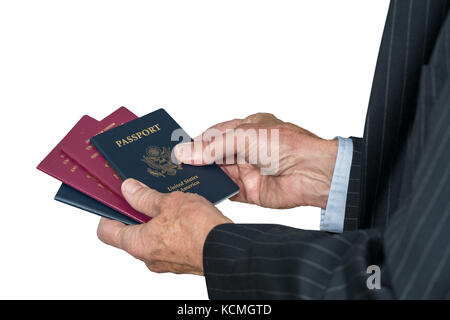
173;119;244;165
121;178;164;217
173;140;208;165
173;126;259;166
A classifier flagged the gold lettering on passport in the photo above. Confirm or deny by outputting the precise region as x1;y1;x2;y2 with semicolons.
115;123;161;148
167;176;200;192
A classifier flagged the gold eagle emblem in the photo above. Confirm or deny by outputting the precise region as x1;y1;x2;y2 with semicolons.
141;146;182;178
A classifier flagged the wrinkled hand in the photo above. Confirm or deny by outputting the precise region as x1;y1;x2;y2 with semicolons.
174;113;338;209
97;178;232;275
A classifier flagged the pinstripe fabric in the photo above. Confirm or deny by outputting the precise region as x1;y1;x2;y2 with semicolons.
203;0;450;299
343;137;362;231
359;0;450;229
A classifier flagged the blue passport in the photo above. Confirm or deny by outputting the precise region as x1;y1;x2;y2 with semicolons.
90;109;239;204
55;183;139;225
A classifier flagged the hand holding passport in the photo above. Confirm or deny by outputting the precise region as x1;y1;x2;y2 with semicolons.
37;108;333;276
37;107;239;224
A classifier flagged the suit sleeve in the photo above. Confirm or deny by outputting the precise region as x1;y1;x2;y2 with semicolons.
203;223;393;299
203;206;449;300
343;137;363;231
203;118;450;299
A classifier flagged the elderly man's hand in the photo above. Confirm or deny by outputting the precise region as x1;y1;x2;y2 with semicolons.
97;178;232;275
174;113;338;210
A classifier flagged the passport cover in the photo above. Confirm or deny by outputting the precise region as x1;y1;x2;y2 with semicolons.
55;183;138;225
36;115;150;224
61;107;138;197
90;108;239;204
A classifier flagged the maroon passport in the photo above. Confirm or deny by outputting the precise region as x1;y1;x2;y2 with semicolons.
37;115;150;224
61;107;137;196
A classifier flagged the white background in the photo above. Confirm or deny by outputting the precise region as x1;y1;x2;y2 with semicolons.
0;0;389;299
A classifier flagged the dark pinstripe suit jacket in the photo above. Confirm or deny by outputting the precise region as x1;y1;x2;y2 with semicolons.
203;0;450;299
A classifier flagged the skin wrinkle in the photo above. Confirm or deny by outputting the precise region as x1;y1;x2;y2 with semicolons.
97;113;338;276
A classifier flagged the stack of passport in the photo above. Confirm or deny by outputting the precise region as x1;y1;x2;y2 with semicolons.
37;107;239;225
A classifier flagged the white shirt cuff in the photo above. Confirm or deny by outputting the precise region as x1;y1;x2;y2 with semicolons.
320;137;353;233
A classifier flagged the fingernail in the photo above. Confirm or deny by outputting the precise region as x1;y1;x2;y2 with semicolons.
122;179;143;195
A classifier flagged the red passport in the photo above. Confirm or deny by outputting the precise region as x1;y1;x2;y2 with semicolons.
61;107;137;196
37;115;150;224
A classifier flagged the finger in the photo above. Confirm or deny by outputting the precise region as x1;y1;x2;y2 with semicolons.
202;118;243;135
174;126;259;165
173;118;242;163
97;218;144;256
199;113;278;133
121;178;164;217
242;112;280;125
219;165;248;203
